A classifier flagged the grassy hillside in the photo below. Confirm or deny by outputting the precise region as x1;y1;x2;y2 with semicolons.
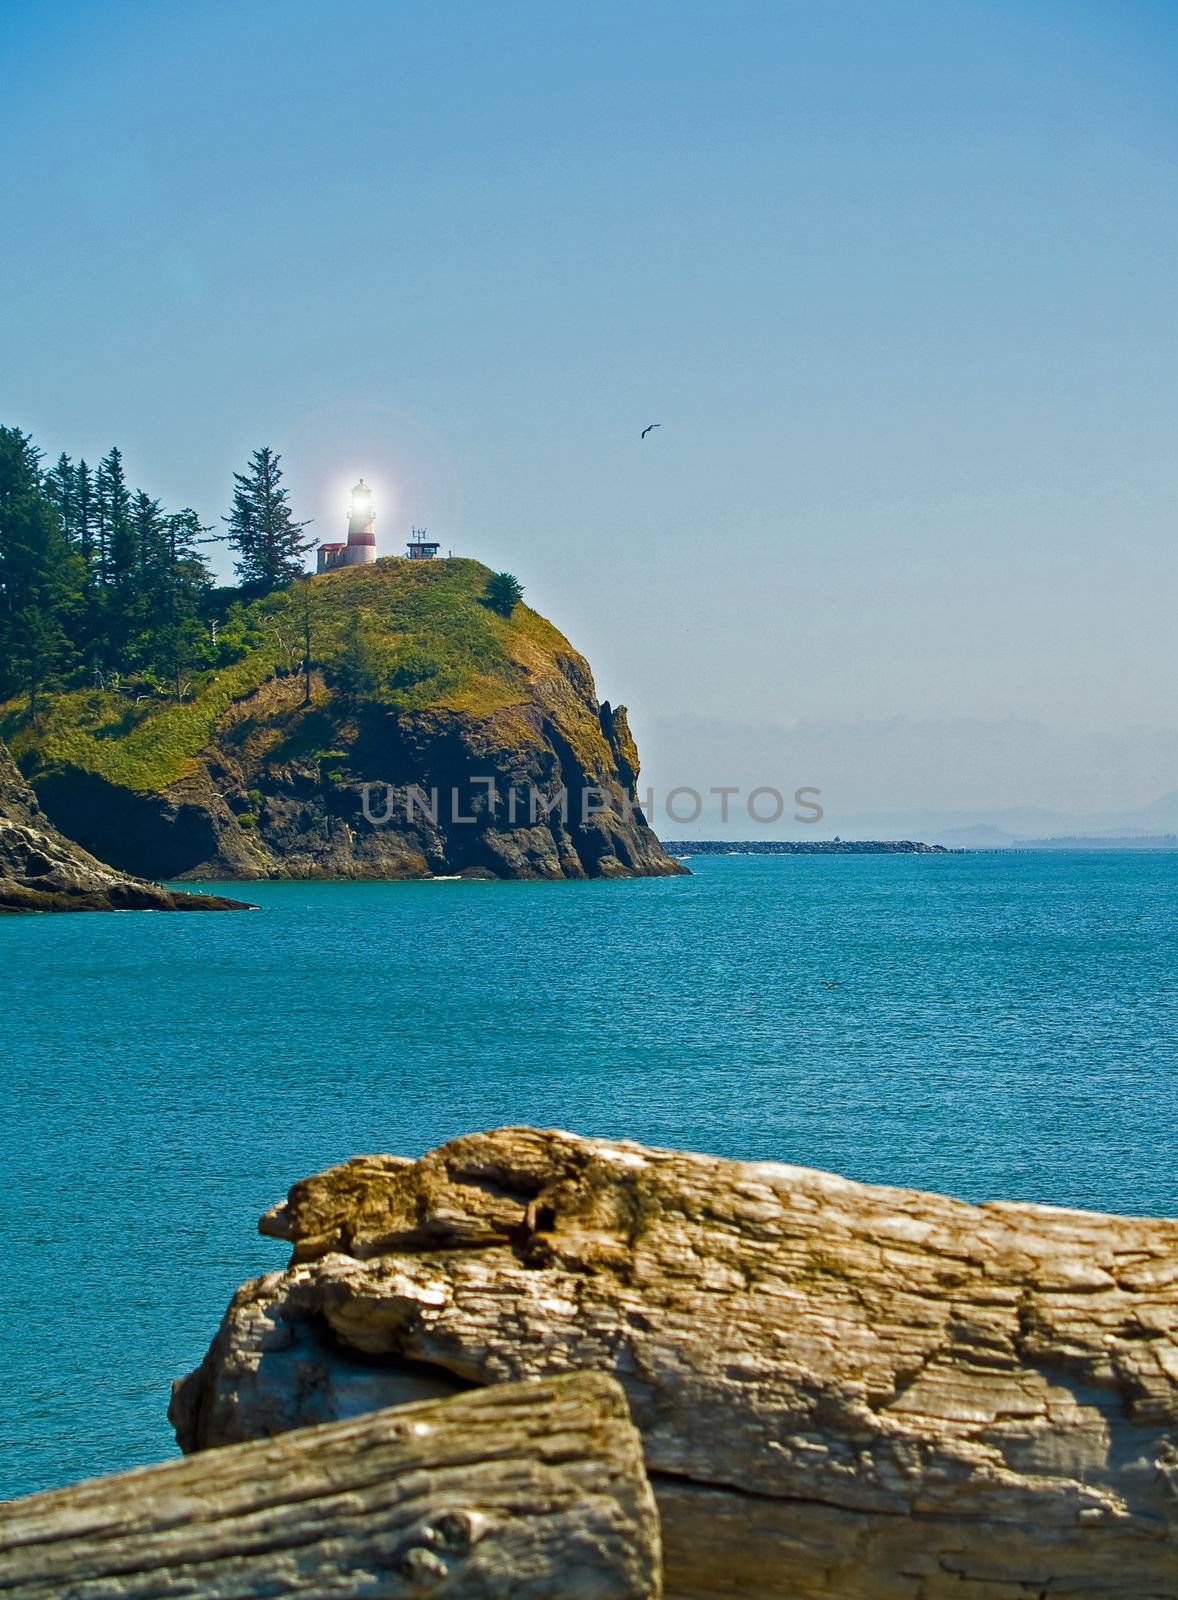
1;559;584;794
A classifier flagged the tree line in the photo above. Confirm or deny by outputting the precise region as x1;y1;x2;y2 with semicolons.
0;428;313;713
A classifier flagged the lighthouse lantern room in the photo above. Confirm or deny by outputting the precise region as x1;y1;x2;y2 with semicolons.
317;479;378;572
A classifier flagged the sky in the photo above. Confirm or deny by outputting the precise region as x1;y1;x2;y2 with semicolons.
3;0;1177;832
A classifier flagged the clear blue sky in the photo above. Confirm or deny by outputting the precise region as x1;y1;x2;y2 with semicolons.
3;0;1177;824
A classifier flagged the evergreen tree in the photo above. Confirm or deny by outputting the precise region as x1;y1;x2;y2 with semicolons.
125;490;168;664
44;453;76;537
152;614;212;701
166;506;216;569
74;459;97;576
87;449;144;669
98;447;135;596
93;455;113;583
145;507;216;695
67;454;98;585
67;460;102;670
132;490;168;580
483;571;524;616
41;454;102;665
163;507;217;624
224;447;312;591
0;426;324;713
0;427;85;715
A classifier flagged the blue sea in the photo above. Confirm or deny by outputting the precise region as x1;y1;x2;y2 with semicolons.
2;851;1176;1500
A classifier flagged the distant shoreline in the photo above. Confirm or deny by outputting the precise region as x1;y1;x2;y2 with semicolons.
664;836;1178;855
660;839;953;855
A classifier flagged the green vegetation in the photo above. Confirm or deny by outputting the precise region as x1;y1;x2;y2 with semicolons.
483;570;524;617
281;558;535;716
224;447;313;591
0;429;85;720
1;643;283;790
0;424;279;719
0;424;571;795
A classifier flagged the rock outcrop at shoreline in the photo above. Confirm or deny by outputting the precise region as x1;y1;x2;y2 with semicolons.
0;741;251;913
13;561;685;882
173;1127;1178;1599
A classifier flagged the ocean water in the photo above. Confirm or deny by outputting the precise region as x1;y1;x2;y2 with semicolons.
1;850;1176;1500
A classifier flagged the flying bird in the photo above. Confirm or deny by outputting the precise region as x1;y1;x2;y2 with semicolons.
641;423;661;440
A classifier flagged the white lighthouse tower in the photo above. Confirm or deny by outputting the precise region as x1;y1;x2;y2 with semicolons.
317;479;377;572
343;479;376;565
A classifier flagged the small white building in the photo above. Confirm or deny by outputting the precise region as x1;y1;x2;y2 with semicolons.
406;527;441;560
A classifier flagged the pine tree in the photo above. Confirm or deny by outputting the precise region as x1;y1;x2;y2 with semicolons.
126;490;169;663
44;453;76;537
45;453;99;599
152;614;212;702
166;506;216;568
94;445;132;599
0;427;85;715
66;459;102;670
483;571;524;616
163;506;217;623
132;490;167;576
93;456;112;583
146;507;216;695
224;447;312;591
74;459;96;576
87;449;142;669
99;447;135;595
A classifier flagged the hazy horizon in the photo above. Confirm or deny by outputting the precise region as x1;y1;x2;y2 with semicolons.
4;0;1176;824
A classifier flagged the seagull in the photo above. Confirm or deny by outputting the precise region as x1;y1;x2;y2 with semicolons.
640;423;661;440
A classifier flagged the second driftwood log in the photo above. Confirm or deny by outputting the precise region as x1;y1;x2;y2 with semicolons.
0;1372;660;1598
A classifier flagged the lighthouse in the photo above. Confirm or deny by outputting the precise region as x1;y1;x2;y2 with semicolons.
317;479;377;572
343;479;376;564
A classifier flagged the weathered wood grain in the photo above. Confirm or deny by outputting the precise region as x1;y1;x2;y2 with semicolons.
173;1127;1178;1599
0;1372;661;1598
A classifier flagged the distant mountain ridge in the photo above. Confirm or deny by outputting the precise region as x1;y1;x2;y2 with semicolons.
1010;834;1178;851
815;792;1178;849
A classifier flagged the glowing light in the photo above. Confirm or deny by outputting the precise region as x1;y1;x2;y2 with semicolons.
331;474;392;539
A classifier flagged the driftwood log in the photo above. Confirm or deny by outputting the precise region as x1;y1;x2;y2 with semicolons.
173;1127;1178;1600
0;1372;660;1598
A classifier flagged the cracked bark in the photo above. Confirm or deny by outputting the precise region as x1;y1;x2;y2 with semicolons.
173;1128;1178;1599
0;1374;660;1598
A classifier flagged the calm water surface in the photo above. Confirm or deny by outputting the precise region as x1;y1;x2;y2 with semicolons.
2;851;1176;1497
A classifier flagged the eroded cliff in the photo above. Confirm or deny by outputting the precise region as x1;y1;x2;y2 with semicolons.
7;561;683;882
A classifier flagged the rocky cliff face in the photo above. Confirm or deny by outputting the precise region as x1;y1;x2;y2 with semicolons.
35;681;678;883
173;1127;1178;1600
13;561;684;882
0;741;250;912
